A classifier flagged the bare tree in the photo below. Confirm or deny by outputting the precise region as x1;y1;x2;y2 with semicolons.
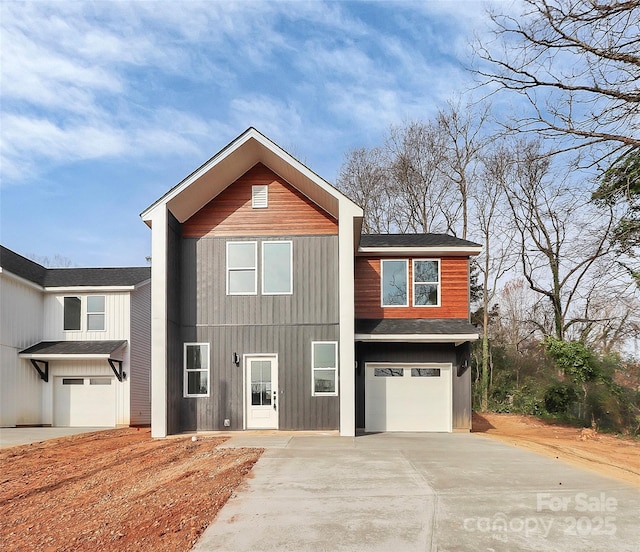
475;0;640;158
438;101;493;239
27;253;75;267
502;140;618;340
337;147;393;233
472;140;518;409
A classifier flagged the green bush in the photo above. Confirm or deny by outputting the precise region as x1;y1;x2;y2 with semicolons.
544;382;578;414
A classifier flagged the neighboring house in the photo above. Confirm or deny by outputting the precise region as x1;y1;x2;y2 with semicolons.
142;128;481;438
0;246;151;428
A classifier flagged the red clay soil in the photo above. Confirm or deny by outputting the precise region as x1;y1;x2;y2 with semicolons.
473;412;640;488
0;428;262;552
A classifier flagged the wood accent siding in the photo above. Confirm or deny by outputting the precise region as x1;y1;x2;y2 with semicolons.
182;163;338;238
355;256;470;319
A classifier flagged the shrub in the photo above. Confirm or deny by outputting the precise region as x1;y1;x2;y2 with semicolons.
544;382;578;414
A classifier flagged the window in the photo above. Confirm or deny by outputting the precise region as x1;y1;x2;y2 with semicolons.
87;295;106;330
184;343;209;397
62;378;84;385
262;241;292;295
413;260;440;306
374;368;404;377
381;260;408;306
227;242;257;295
252;185;268;208
411;368;441;377
63;296;81;331
312;341;338;396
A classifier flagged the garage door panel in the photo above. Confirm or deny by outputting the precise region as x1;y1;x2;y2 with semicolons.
365;363;451;432
54;376;116;427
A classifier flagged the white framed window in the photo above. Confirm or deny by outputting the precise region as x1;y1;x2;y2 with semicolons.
252;185;268;208
312;341;338;396
63;296;81;331
381;259;408;307
413;259;440;307
87;295;106;330
262;241;293;295
184;343;210;398
227;241;257;295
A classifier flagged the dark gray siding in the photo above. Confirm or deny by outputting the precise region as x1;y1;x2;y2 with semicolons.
177;235;340;432
355;341;472;431
130;281;151;425
166;213;183;435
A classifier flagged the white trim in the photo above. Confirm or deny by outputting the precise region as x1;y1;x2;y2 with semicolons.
226;241;258;296
412;259;441;308
381;259;409;307
183;342;210;398
359;246;482;256
20;353;118;360
44;286;135;292
311;341;338;397
355;333;479;343
261;240;293;295
0;269;45;291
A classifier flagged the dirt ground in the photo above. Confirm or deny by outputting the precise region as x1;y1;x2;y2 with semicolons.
0;428;262;552
473;412;640;488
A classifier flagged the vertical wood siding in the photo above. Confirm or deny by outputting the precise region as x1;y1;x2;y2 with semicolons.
0;276;44;426
355;256;470;319
130;282;151;425
172;234;341;431
181;163;338;238
166;213;184;435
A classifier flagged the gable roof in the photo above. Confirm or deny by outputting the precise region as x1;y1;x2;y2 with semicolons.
140;127;363;225
358;233;482;256
0;246;150;288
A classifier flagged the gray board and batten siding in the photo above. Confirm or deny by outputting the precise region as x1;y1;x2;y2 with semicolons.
355;341;472;431
129;279;152;425
165;223;341;432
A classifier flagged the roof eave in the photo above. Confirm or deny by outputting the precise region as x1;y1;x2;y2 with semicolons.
355;333;480;344
358;246;482;257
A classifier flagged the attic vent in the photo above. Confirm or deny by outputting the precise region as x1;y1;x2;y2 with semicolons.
252;185;268;208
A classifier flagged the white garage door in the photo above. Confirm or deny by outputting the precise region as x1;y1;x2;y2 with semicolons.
54;377;116;427
365;363;452;432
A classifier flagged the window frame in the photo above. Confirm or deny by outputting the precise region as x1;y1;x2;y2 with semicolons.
380;259;409;307
183;343;210;398
63;296;82;331
87;295;106;331
311;341;339;397
226;241;258;296
412;259;441;307
262;240;293;295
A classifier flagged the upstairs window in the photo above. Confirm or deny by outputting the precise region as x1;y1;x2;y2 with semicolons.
262;241;292;295
413;260;440;306
63;296;81;331
381;260;408;307
227;242;257;295
87;295;106;330
252;185;268;208
184;343;210;397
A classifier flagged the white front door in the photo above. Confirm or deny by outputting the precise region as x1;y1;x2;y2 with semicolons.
245;356;278;429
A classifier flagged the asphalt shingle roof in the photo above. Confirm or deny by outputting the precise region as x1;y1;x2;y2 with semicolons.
359;234;481;248
1;246;150;287
19;340;127;356
355;318;479;336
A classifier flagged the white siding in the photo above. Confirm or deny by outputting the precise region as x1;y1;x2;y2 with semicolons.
0;274;44;426
130;282;151;425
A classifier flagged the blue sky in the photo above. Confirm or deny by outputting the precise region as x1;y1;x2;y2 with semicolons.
1;0;499;267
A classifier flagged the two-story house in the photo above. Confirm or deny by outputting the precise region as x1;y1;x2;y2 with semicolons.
142;128;480;437
0;247;151;428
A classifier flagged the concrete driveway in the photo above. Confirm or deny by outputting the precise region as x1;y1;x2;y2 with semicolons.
193;432;640;552
0;427;110;448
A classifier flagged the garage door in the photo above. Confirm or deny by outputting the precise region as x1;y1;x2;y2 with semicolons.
54;377;116;427
365;363;452;432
